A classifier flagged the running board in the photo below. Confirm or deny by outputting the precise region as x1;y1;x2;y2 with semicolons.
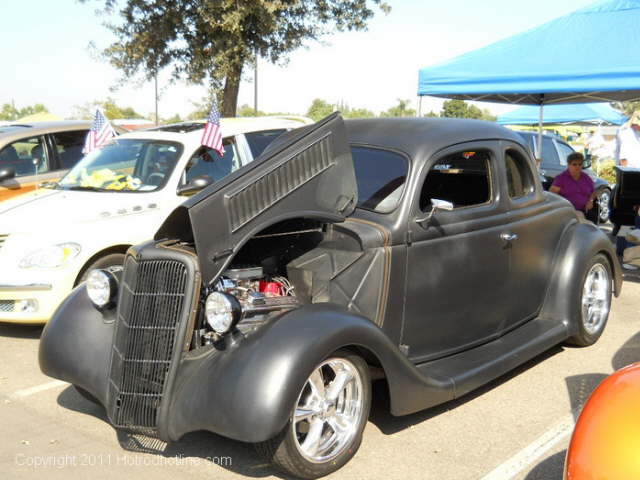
416;317;569;400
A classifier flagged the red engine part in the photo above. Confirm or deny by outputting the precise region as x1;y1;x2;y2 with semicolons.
259;281;283;296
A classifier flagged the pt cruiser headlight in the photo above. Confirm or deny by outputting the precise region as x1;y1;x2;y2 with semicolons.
205;292;241;334
86;269;118;309
19;243;81;268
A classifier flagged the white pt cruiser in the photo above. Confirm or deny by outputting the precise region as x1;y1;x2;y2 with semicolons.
0;116;311;323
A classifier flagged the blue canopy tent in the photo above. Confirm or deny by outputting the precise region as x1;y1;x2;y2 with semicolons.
497;103;628;125
418;0;640;151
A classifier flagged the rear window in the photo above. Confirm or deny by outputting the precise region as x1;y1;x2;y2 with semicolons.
351;146;408;213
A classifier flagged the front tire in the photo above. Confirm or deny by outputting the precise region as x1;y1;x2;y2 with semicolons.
255;349;371;479
566;254;612;347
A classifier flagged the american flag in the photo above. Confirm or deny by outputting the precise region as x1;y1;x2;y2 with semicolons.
83;109;116;154
201;100;225;156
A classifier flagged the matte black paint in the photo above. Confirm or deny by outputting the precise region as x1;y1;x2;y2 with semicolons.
39;116;622;446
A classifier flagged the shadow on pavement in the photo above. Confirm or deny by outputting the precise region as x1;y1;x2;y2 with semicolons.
369;346;563;435
565;373;609;421
0;323;42;339
56;385;288;479
524;450;566;480
612;331;640;370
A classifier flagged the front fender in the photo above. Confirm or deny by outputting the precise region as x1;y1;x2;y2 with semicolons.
166;303;453;443
540;220;622;330
39;285;115;405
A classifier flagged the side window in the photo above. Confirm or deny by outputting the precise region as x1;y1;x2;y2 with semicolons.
505;149;535;199
0;136;49;177
541;137;560;167
244;129;286;159
556;142;574;167
51;130;88;170
183;139;239;184
351;146;408;213
420;150;491;211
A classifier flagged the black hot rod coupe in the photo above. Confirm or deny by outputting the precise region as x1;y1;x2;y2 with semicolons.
39;114;621;479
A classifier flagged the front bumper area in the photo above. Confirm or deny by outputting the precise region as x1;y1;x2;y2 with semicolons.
0;275;73;323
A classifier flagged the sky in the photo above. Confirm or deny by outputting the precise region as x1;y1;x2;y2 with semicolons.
0;0;600;120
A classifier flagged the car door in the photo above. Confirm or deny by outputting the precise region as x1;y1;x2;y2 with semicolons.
0;135;58;202
402;142;510;362
499;142;569;326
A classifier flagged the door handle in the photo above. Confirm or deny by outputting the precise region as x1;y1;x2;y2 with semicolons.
501;233;518;242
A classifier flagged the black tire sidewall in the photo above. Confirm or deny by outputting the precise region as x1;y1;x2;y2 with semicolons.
259;349;372;479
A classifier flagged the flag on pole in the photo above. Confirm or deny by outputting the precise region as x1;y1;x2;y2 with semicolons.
83;108;116;154
201;99;225;156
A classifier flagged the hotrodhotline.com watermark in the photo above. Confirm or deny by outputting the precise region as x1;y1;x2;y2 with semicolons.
15;453;232;469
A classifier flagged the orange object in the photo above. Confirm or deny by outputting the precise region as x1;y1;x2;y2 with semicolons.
564;362;640;479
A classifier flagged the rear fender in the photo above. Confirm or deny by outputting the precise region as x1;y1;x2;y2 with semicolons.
166;303;453;443
540;221;622;334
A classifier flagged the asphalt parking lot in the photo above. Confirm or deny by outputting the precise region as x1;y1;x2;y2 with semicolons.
1;235;639;480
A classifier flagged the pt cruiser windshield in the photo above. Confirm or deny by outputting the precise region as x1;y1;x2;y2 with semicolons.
58;139;183;192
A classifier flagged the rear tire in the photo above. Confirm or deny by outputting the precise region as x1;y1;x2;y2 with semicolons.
566;254;612;347
255;349;371;479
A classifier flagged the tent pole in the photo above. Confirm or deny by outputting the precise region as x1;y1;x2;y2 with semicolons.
537;102;544;164
418;95;423;117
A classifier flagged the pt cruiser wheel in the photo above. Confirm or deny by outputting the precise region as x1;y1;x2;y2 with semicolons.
256;350;371;479
567;254;612;347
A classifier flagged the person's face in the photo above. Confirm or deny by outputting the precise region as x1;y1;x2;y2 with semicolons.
568;160;583;173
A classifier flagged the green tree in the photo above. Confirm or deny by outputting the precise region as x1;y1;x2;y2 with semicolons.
163;114;183;124
86;0;389;117
237;104;266;117
72;98;142;119
380;99;416;117
343;107;375;119
440;99;496;121
306;98;336;122
0;103;18;121
0;103;49;120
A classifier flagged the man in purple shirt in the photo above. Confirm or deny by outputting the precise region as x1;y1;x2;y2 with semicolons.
550;152;596;213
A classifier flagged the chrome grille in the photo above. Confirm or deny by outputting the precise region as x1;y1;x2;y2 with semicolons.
108;256;189;434
0;300;14;313
0;234;8;250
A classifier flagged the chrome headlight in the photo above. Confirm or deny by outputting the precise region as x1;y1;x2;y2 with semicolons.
86;269;118;309
205;292;241;334
19;243;81;268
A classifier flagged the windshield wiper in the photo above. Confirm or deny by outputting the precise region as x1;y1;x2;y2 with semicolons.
64;185;104;192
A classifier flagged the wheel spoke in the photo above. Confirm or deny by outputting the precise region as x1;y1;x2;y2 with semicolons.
326;370;353;402
294;407;316;424
327;413;351;436
308;368;325;399
301;418;324;456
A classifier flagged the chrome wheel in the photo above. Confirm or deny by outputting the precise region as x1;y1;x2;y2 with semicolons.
597;190;610;223
292;357;364;464
581;263;611;335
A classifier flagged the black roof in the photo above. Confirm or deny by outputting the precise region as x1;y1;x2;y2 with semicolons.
344;117;527;160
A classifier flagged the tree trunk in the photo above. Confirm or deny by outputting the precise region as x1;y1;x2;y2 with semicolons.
221;62;243;117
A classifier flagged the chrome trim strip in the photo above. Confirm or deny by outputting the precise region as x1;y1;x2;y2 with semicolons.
0;283;53;291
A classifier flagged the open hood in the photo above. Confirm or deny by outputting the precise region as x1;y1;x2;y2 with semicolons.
156;113;356;283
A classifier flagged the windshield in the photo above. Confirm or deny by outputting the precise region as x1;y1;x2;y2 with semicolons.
59;139;183;192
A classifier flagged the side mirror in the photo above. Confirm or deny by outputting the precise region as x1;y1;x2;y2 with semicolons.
583;159;592;169
415;198;454;223
177;175;213;196
0;167;16;183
